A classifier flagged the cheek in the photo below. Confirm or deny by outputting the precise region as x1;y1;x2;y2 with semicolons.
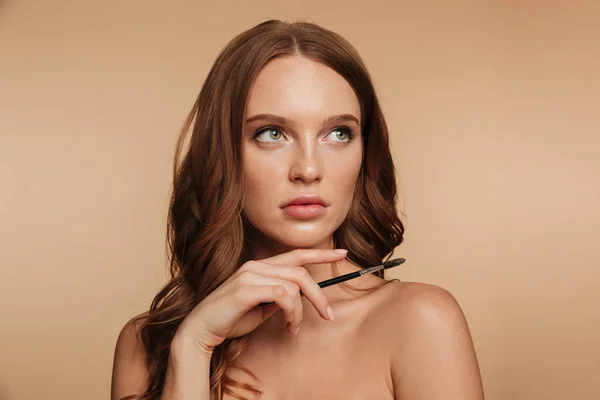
246;160;282;189
243;154;286;208
328;150;362;193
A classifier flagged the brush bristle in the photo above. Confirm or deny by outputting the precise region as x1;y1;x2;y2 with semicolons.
383;257;406;269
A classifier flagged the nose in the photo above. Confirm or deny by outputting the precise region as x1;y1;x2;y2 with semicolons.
288;140;323;183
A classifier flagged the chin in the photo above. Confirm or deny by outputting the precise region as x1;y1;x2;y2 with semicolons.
245;215;343;250
277;236;328;249
268;225;338;249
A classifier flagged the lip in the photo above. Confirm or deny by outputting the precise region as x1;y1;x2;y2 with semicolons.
282;195;328;208
282;204;327;219
281;195;328;220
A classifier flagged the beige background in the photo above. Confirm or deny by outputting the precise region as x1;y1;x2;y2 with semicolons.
1;1;599;399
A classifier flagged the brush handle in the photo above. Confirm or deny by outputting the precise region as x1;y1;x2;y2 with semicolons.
257;270;364;306
317;270;362;288
257;257;405;306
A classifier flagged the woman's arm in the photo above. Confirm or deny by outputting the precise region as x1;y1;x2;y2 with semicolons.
111;316;213;400
160;335;213;399
389;283;485;399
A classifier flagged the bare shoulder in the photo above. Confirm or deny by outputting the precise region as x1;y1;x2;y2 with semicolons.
376;281;484;399
381;281;465;323
365;280;470;341
111;312;150;400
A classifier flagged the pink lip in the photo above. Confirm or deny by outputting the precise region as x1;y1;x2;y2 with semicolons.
282;204;326;219
281;195;328;220
282;195;327;207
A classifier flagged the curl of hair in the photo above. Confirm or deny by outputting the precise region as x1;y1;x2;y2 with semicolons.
125;19;404;400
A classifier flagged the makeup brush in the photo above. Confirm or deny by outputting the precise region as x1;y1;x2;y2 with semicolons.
258;257;406;306
317;257;406;288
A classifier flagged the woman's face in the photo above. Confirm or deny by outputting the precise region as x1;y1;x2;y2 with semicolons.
242;55;363;253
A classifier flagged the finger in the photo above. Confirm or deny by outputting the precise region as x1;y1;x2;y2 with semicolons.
287;288;304;335
261;248;348;268
235;284;294;320
246;261;334;322
236;271;299;324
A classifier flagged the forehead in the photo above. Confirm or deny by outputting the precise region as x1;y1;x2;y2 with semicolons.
245;56;361;123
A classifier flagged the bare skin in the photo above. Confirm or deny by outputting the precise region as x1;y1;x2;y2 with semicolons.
112;274;484;399
224;276;483;399
111;55;484;399
225;273;399;399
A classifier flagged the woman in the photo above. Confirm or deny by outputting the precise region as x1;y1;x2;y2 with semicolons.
111;19;484;400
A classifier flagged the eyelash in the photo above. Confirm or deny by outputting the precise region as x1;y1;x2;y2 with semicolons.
252;125;356;144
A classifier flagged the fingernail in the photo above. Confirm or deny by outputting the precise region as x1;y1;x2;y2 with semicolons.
327;306;335;321
334;249;347;254
294;325;300;336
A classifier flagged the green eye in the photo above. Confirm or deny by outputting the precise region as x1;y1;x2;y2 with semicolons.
252;125;356;144
254;126;284;142
334;130;347;140
269;130;282;140
327;126;355;142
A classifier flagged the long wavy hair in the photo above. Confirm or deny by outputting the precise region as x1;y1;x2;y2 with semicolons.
126;19;404;400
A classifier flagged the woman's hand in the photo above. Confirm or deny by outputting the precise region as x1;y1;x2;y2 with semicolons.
172;248;346;357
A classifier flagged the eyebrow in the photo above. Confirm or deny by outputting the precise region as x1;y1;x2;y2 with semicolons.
245;113;360;127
